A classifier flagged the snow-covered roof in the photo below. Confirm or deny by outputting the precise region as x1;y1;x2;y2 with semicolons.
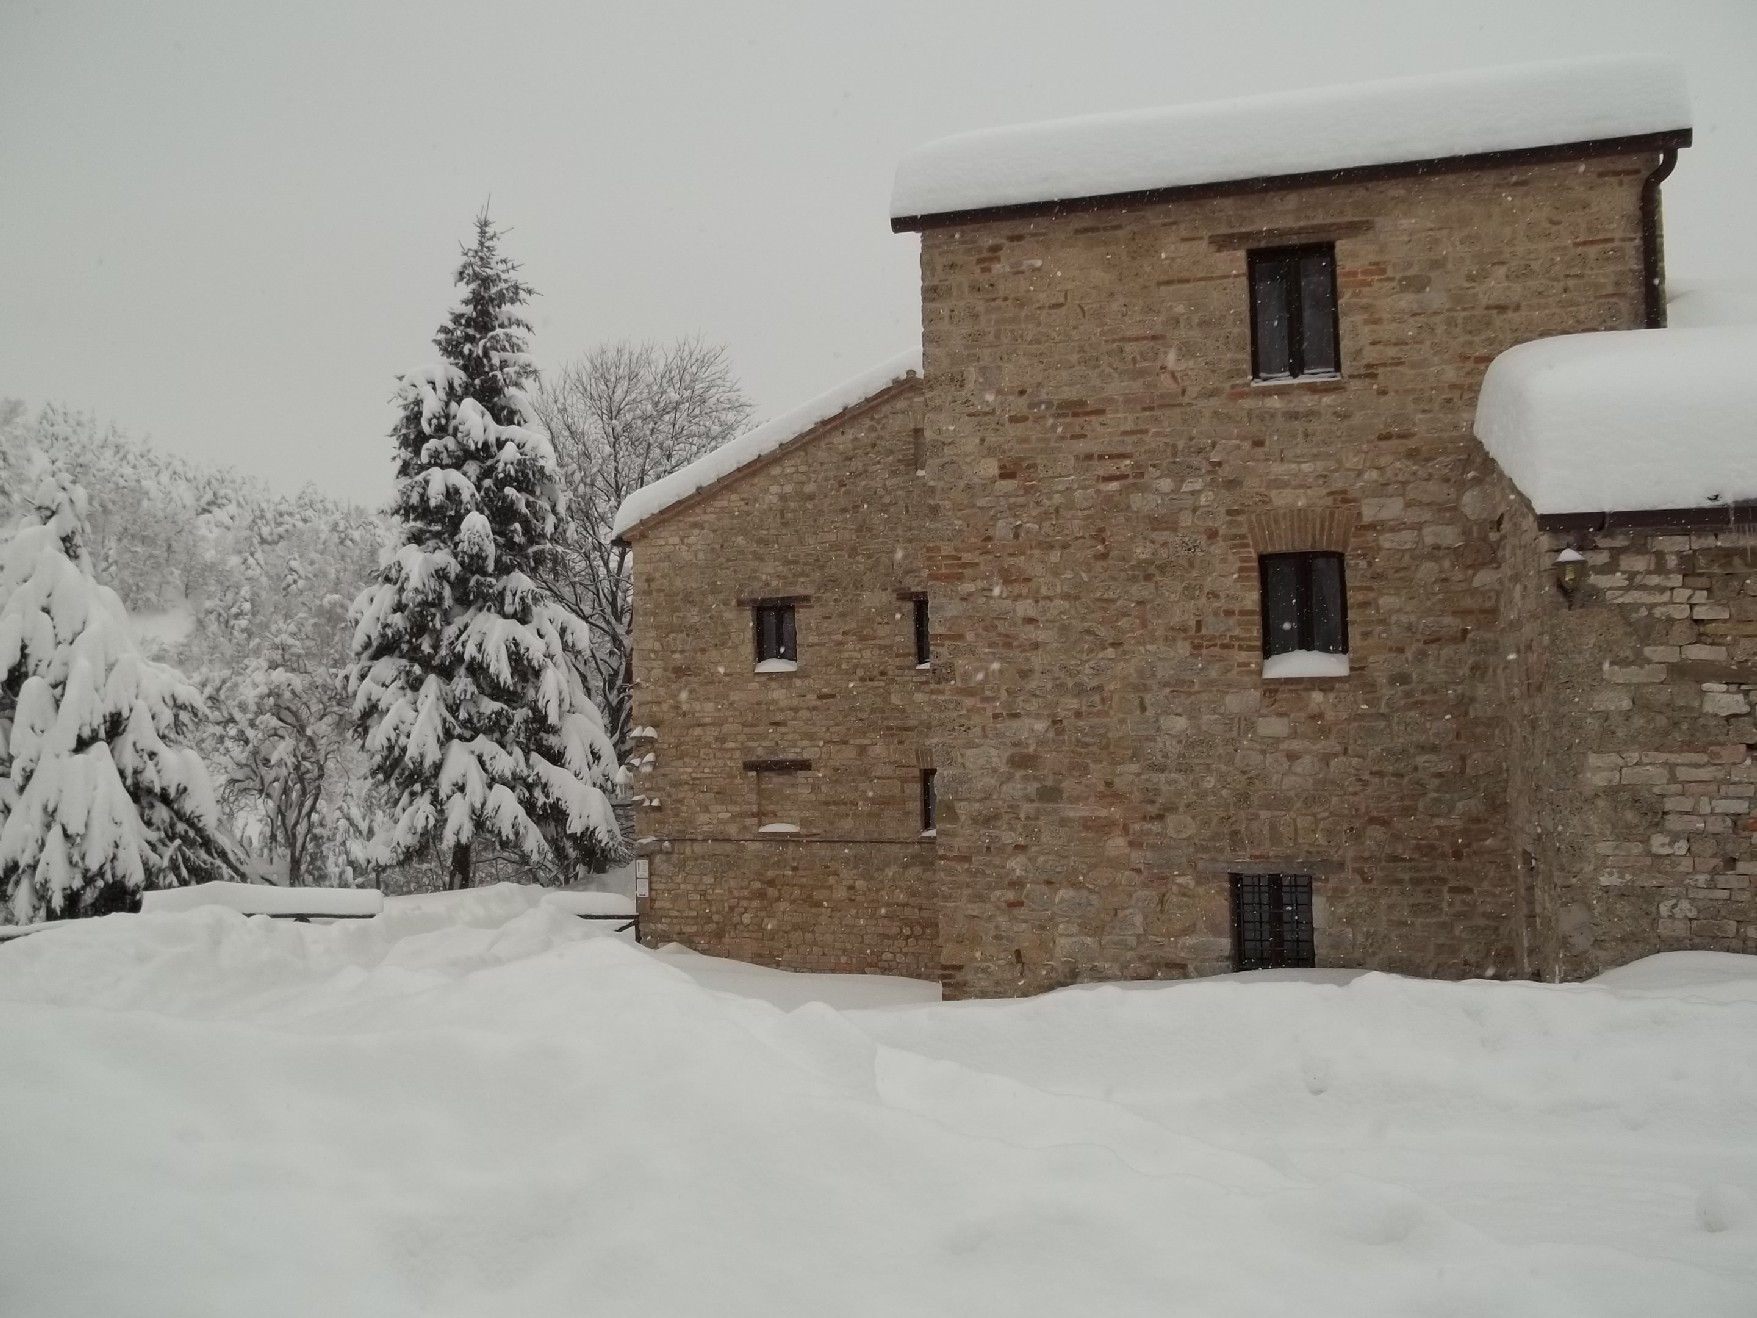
891;56;1689;224
612;350;921;539
1474;327;1757;516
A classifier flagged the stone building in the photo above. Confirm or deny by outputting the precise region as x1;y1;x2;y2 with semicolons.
1480;328;1757;982
614;57;1755;996
614;358;941;979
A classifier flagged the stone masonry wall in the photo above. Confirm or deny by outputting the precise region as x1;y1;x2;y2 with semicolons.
625;381;939;979
1500;484;1757;978
916;153;1660;996
654;841;937;977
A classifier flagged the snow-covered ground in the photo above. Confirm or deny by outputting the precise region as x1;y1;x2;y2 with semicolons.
2;884;1754;1317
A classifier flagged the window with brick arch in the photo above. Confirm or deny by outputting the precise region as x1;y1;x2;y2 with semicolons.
1259;551;1347;659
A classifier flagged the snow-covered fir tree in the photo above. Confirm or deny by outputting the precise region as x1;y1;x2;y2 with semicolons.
0;472;241;922
349;213;623;889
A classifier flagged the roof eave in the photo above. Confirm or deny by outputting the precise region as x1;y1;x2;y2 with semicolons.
1536;498;1757;535
890;129;1693;233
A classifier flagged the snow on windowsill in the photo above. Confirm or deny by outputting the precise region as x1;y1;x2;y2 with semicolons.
1263;651;1351;680
914;662;933;671
754;659;798;674
757;823;801;834
920;828;937;839
1250;372;1342;388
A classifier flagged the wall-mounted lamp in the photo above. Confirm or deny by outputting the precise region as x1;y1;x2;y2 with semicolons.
1554;546;1586;603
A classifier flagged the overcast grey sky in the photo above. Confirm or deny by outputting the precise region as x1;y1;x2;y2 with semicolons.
3;0;1753;507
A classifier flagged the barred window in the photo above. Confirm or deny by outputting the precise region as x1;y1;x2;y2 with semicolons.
1231;873;1315;971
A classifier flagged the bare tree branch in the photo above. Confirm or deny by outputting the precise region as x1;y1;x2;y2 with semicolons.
531;339;752;757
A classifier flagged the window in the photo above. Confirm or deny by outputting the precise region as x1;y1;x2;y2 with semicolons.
746;758;811;833
753;602;796;670
912;596;931;667
1248;244;1339;381
1259;551;1347;677
920;768;937;835
1231;873;1315;971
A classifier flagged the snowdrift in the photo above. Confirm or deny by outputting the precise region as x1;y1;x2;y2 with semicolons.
2;884;1754;1317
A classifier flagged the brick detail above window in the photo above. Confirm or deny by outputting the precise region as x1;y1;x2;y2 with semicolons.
1245;507;1358;555
1207;219;1373;251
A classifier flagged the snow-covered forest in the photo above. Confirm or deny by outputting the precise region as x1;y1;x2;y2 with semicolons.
0;400;383;908
0;221;749;921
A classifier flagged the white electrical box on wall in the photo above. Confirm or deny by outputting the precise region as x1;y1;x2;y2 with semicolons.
635;858;650;879
636;876;650;898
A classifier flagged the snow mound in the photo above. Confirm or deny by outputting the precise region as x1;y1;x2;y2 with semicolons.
612;350;921;539
1668;276;1757;329
141;880;384;918
1590;949;1757;996
1475;326;1757;515
541;889;635;917
892;56;1689;221
2;895;1754;1316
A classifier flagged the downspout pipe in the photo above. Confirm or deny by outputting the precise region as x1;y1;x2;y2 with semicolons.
1641;147;1679;329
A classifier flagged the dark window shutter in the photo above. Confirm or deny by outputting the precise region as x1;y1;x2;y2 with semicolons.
1250;253;1293;379
1308;554;1347;654
1260;555;1304;657
1297;249;1339;375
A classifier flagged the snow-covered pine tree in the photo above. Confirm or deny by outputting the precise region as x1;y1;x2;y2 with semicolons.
0;472;241;923
349;212;623;890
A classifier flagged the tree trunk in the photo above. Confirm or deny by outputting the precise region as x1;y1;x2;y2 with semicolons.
449;840;474;890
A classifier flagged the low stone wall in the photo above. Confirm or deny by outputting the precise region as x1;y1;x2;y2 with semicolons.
640;839;939;981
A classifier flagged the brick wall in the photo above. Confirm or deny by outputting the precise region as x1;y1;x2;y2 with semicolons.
1500;486;1757;978
624;380;939;978
916;154;1659;996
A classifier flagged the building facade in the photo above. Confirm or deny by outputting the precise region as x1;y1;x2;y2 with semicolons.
617;61;1754;996
622;371;940;979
